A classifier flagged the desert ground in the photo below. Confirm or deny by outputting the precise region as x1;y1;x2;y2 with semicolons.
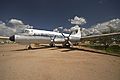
0;44;120;80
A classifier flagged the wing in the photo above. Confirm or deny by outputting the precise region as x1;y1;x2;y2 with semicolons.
81;32;120;42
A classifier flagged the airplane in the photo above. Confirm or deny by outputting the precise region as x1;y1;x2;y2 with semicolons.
0;16;120;49
8;24;82;49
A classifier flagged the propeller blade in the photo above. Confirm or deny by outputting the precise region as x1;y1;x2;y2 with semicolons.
50;35;56;42
61;33;66;38
68;31;72;38
49;35;56;47
53;35;56;40
60;31;73;47
68;41;73;47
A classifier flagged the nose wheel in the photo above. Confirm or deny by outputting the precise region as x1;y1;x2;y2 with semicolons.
26;45;32;49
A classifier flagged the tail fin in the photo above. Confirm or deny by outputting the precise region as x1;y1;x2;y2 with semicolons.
74;27;81;38
71;25;81;38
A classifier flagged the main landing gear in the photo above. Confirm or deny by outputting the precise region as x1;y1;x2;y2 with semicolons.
49;42;56;47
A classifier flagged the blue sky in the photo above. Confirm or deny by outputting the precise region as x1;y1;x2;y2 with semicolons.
0;0;120;30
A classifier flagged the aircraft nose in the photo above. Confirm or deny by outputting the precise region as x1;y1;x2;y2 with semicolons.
9;35;15;41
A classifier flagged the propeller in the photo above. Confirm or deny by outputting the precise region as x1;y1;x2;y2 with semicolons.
61;32;73;47
49;35;56;47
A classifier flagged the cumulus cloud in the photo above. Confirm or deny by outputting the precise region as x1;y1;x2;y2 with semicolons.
1;17;119;37
70;16;86;25
53;17;120;37
53;25;82;35
53;28;59;32
53;16;87;34
81;18;120;36
8;19;24;25
53;26;64;33
0;19;33;36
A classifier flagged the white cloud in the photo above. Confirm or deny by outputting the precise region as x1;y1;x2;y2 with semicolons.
53;17;120;37
70;16;86;25
82;18;120;36
0;19;33;36
8;19;24;25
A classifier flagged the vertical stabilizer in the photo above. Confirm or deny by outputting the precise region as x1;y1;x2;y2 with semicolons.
69;16;86;38
70;25;81;38
72;25;81;38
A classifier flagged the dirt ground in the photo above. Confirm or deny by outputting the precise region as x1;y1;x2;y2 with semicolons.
0;44;120;80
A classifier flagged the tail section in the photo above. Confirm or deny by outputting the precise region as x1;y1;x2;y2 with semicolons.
69;16;86;38
71;25;81;38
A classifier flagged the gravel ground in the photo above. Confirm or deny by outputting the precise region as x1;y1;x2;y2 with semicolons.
0;44;120;80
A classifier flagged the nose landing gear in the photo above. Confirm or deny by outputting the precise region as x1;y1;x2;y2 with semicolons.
26;45;32;49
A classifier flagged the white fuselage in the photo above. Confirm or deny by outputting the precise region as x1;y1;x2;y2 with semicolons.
10;28;81;45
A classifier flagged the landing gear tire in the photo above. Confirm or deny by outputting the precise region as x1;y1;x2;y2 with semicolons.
27;45;32;49
49;43;55;47
62;43;70;48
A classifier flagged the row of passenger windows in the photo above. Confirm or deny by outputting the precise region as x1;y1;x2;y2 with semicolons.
33;33;63;38
23;30;64;38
